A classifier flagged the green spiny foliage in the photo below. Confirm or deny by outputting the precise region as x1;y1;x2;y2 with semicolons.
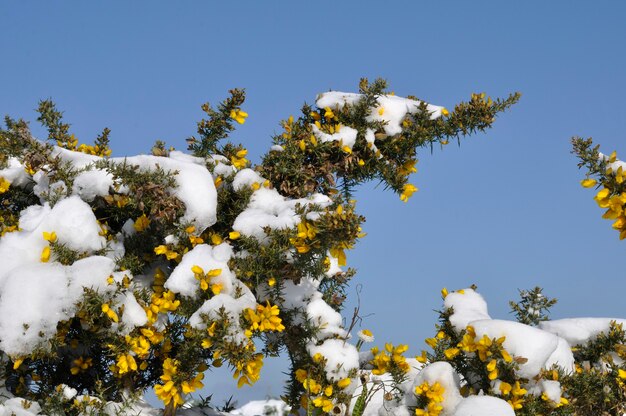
509;286;558;326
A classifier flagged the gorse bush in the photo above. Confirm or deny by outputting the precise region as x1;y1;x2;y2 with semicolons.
1;78;623;416
0;79;517;415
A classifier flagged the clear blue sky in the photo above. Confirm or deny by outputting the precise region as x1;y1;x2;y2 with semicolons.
2;0;626;406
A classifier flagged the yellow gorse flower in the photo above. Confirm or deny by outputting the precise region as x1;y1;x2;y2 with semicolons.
370;343;410;375
580;178;597;188
12;358;24;370
40;246;51;263
414;381;445;416
230;108;248;124
192;265;222;292
0;177;10;194
101;303;119;323
133;214;151;232
115;354;137;375
230;148;249;169
233;353;264;388
400;183;418;202
154;245;179;260
246;301;285;332
71;357;93;375
43;231;57;242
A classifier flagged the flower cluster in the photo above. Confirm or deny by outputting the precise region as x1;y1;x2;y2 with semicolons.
370;343;411;379
414;381;445;416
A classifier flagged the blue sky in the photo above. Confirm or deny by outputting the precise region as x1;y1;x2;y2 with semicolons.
2;0;626;406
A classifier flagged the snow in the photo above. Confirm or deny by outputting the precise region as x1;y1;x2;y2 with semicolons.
72;169;114;202
537;380;563;403
307;339;359;382
538;317;626;346
188;285;257;341
165;244;235;298
444;289;491;331
0;256;114;356
0;158;30;187
311;124;359;150
280;278;319;310
470;319;574;378
0;398;42;416
451;396;514;416
410;362;462;414
120;292;149;330
232;188;331;243
231;399;289;416
306;294;347;339
232;168;265;192
316;91;446;137
52;147;218;232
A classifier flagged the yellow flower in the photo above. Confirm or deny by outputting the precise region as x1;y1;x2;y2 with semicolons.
210;234;223;245
154;245;179;260
12;358;23;370
230;109;249;124
133;214;151;232
295;369;308;383
40;246;51;263
115;354;137;375
246;302;285;332
329;246;347;267
618;369;626;379
486;359;498;380
211;283;223;295
229;231;241;240
444;348;460;359
500;348;512;363
580;178;597;188
127;335;151;358
441;107;450;117
101;303;119;323
337;378;351;389
511;381;527;396
416;350;428;363
154;382;184;407
425;337;438;348
0;177;10;193
181;373;204;394
71;357;93;375
42;231;57;243
499;381;512;396
400;184;418;202
312;397;334;413
154;245;168;255
508;396;524;410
